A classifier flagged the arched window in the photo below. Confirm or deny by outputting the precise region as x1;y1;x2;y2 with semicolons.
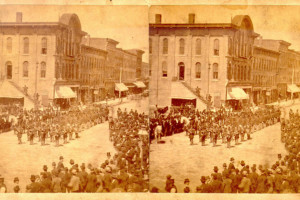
149;38;152;54
163;38;168;54
6;37;12;53
23;37;29;54
195;62;201;79
6;61;12;79
41;37;47;54
23;61;29;77
41;62;46;78
213;63;219;79
213;39;219;56
162;61;167;77
195;39;201;55
179;38;185;55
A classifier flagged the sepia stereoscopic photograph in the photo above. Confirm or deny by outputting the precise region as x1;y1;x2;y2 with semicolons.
1;0;300;199
149;5;300;194
0;3;150;193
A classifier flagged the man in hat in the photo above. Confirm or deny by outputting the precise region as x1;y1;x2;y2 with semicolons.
42;165;52;182
169;179;177;193
0;176;7;193
228;157;235;172
238;170;251;193
274;168;283;193
210;173;223;193
77;163;88;192
13;177;20;193
26;175;41;193
165;175;172;192
183;178;190;193
57;156;64;170
213;166;222;181
226;132;232;148
68;169;80;193
189;129;194;145
248;165;258;193
197;176;211;193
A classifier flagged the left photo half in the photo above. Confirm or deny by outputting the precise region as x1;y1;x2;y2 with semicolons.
0;4;149;193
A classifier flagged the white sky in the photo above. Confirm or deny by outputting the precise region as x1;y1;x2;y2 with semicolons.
0;5;149;61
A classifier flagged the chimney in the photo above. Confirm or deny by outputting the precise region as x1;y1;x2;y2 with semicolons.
16;12;22;23
155;14;161;24
188;13;195;24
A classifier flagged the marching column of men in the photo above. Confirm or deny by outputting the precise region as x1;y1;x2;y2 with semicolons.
13;105;109;146
150;104;281;147
0;108;149;193
149;108;300;193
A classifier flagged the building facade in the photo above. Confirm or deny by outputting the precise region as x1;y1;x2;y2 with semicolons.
0;12;86;106
80;45;107;103
252;44;279;105
82;37;144;97
149;14;258;109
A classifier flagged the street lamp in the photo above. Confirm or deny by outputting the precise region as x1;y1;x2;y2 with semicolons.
207;63;211;110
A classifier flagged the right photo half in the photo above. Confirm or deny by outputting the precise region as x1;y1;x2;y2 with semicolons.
148;5;300;193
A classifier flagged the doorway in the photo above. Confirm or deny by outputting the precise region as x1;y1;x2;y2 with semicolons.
178;62;185;80
6;62;12;79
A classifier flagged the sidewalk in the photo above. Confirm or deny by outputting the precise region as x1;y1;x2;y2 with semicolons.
94;96;133;106
266;98;300;107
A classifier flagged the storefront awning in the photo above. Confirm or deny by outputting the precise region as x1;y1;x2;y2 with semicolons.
287;84;300;93
55;86;76;98
171;82;197;100
115;83;128;92
227;87;249;100
133;81;146;88
0;81;24;98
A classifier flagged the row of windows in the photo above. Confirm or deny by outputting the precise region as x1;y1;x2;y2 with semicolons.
253;58;277;71
253;75;276;86
227;64;251;81
161;61;219;79
55;62;79;80
150;38;220;56
6;37;48;55
5;61;46;79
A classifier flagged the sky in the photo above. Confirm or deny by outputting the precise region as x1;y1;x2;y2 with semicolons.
0;5;149;61
149;5;300;51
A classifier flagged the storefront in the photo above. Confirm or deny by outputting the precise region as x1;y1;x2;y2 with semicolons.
54;86;77;109
287;84;300;99
226;87;250;110
115;83;129;98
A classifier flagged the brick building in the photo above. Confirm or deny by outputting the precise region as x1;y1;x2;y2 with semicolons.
0;12;86;107
79;45;107;103
149;14;258;109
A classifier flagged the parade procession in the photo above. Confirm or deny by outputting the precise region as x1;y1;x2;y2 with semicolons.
2;2;300;197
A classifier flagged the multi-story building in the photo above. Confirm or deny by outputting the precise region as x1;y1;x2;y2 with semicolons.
82;37;145;97
141;61;150;82
0;12;86;107
80;45;107;103
252;41;280;104
149;14;259;109
253;39;291;99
